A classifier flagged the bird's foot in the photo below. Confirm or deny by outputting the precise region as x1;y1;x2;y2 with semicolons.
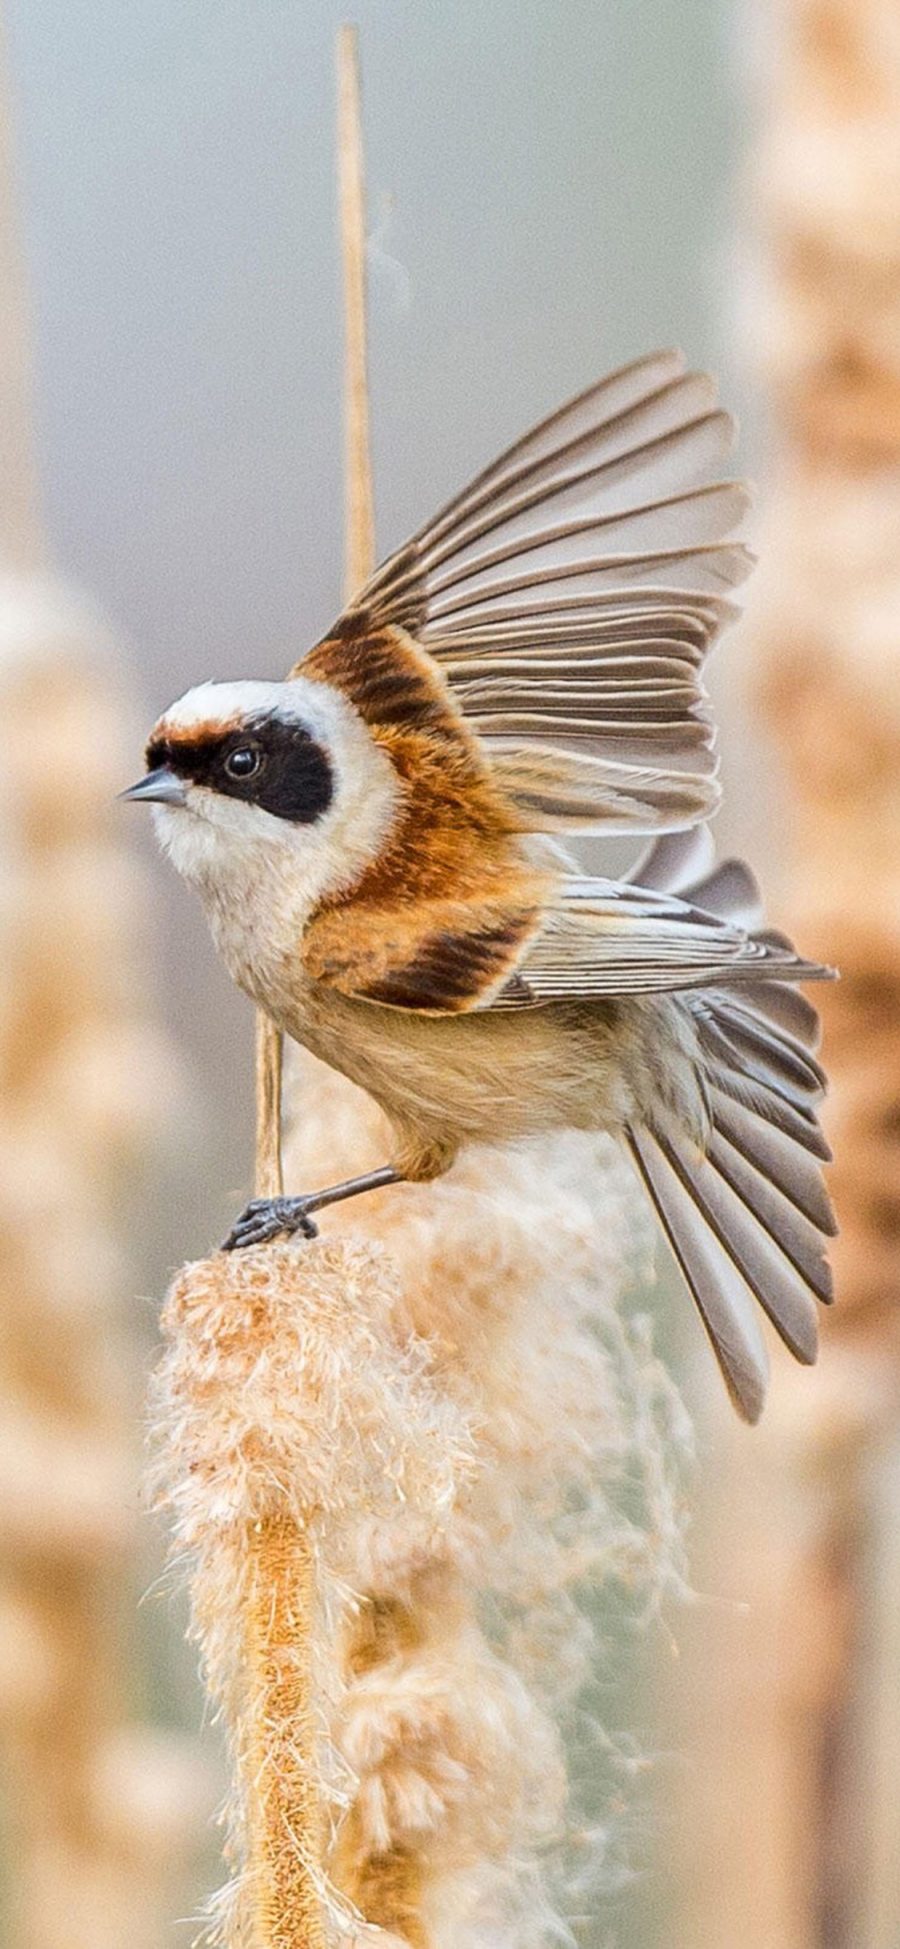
222;1195;319;1252
221;1164;404;1250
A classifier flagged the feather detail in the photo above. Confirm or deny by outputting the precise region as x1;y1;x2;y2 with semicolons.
300;877;549;1021
400;350;712;543
635;1118;820;1371
485;744;719;838
491;875;829;1006
708;1090;835;1232
628;1124;770;1422
628;825;718;892
302;350;751;835
626;829;835;1421
302;894;542;1015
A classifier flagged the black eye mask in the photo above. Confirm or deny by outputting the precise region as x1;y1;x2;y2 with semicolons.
146;713;334;824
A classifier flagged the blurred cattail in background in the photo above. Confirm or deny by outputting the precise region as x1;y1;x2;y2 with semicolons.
0;13;209;1944
756;0;900;1320
755;2;900;1938
669;5;900;1945
0;579;208;1949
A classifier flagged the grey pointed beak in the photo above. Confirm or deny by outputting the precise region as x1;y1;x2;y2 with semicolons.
119;766;188;807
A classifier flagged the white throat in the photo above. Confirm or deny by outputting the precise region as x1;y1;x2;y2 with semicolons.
149;673;400;1002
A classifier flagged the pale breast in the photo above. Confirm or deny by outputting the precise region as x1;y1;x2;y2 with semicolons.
276;971;634;1158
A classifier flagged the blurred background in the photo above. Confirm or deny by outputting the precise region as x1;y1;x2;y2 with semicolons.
0;0;897;1943
5;0;758;1265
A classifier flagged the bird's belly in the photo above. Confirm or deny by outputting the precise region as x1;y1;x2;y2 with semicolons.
277;977;637;1166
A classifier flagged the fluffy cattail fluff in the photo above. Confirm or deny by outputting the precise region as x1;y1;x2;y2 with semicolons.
149;1059;692;1949
279;1051;693;1945
151;1235;478;1946
0;573;206;1948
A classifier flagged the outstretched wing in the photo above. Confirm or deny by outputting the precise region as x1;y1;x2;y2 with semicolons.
315;349;752;836
490;874;830;1006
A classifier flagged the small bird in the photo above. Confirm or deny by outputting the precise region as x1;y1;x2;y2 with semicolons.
124;349;836;1422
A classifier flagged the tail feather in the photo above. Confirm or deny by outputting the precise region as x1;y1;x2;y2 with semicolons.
664;1122;820;1356
708;1128;833;1302
628;1124;770;1422
710;1066;831;1159
627;826;836;1420
696;1000;826;1107
710;1089;835;1233
737;978;821;1051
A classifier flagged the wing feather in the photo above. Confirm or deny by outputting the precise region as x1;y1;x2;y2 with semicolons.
392;350;703;545
316;350;752;836
493;876;828;1004
485;745;717;836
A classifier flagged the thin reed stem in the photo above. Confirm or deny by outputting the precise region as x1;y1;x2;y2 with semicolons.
252;19;375;1235
321;35;429;1943
255;1013;284;1200
237;29;378;1940
337;23;375;598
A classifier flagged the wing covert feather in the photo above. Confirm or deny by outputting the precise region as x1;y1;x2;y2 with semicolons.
490;877;830;1007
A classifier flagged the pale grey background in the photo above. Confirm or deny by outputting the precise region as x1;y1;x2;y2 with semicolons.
4;5;755;1940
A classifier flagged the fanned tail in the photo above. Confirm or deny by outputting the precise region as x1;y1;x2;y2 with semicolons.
625;830;836;1422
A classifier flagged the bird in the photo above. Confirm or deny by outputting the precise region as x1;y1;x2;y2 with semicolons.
123;348;836;1423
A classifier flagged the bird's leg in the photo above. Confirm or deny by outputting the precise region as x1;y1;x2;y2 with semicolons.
221;1166;404;1252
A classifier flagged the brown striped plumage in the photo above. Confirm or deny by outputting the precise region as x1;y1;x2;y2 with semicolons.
300;618;450;739
299;622;548;1010
303;624;527;902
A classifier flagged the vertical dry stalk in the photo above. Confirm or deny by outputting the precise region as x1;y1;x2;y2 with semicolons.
337;23;375;600
323;32;429;1937
255;1014;284;1202
236;788;320;1948
672;6;900;1943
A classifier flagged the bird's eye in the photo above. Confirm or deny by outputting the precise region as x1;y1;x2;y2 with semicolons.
224;745;262;781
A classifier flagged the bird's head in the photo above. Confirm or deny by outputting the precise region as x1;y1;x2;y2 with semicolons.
123;677;400;919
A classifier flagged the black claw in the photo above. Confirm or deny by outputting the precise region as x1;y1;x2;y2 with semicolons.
221;1196;320;1252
